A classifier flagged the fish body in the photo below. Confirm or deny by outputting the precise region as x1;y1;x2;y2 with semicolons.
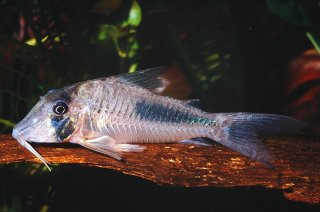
12;68;303;170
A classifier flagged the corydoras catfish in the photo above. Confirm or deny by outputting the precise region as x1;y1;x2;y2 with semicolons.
12;68;303;170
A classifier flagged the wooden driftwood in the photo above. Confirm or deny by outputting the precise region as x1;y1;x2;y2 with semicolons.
0;134;319;204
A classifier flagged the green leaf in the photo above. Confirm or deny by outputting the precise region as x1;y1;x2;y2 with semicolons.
266;0;320;28
0;118;15;127
306;32;320;54
128;63;138;73
127;0;141;27
98;25;109;41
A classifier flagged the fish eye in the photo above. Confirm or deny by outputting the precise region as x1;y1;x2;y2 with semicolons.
53;101;68;115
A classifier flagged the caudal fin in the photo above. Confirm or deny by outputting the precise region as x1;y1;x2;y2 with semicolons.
215;113;304;167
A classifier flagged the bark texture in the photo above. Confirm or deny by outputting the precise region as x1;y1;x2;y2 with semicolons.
0;134;319;204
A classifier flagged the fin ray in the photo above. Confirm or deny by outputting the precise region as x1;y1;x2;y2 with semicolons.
116;67;165;93
76;136;146;160
212;113;304;167
77;136;123;160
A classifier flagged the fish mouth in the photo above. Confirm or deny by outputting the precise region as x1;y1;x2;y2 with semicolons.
12;127;21;140
12;125;48;143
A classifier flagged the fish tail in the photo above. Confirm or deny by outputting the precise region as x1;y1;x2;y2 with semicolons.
210;113;305;167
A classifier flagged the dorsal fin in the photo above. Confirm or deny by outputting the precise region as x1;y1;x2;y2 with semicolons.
116;67;165;93
184;99;201;108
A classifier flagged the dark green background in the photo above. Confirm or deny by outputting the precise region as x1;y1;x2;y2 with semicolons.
0;0;319;211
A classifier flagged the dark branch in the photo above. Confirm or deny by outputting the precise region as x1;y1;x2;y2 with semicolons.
0;134;319;204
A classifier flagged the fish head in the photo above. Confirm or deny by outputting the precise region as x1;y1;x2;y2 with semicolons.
12;85;81;170
13;86;80;143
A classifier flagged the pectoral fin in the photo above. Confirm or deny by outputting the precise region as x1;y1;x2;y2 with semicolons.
77;136;145;160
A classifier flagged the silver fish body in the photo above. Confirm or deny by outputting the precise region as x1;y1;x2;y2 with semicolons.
12;68;304;170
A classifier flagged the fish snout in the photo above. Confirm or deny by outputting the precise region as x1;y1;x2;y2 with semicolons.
12;120;35;141
12;123;24;139
12;117;59;143
12;127;19;139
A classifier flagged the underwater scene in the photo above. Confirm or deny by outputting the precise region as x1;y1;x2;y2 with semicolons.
0;0;320;211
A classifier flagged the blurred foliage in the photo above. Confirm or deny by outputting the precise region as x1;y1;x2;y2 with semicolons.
266;0;320;27
0;0;144;133
98;0;141;62
0;0;240;134
266;0;320;53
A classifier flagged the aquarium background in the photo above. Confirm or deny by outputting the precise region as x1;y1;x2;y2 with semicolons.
0;0;319;211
